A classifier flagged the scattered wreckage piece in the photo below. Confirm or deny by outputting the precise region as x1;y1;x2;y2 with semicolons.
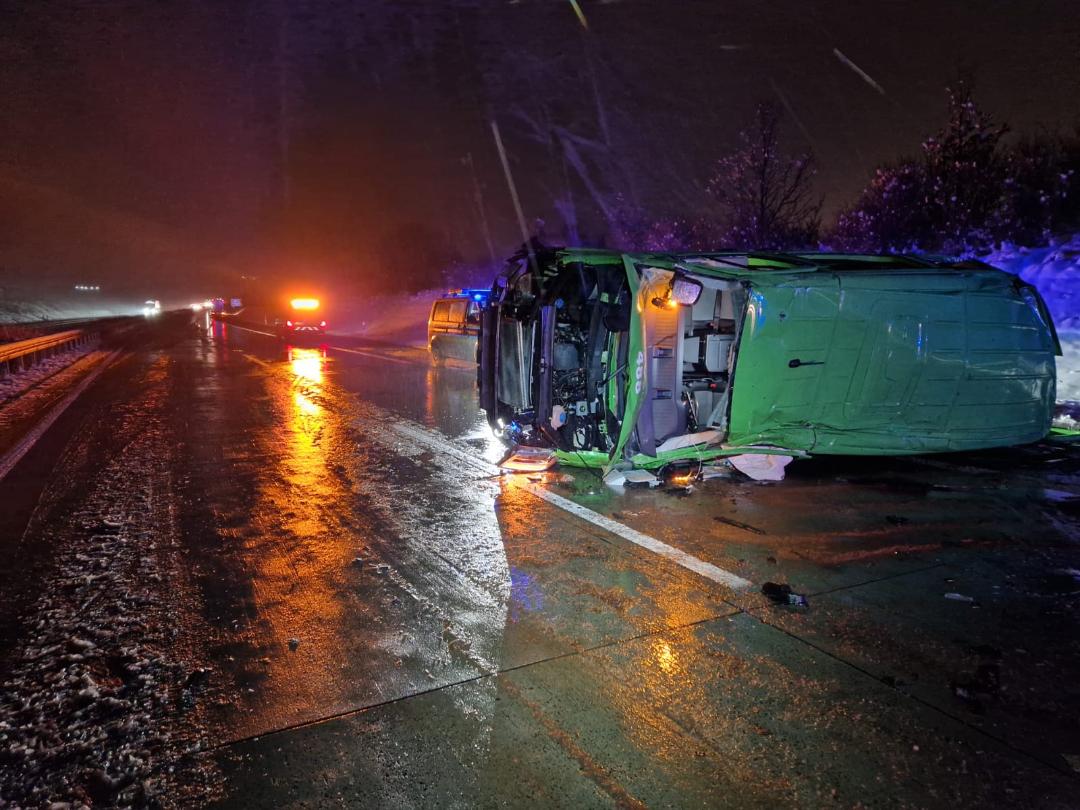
478;246;1060;477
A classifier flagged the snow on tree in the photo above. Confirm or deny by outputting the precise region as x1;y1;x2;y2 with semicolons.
832;78;1080;254
920;79;1009;253
706;103;821;250
831;160;929;252
997;133;1080;246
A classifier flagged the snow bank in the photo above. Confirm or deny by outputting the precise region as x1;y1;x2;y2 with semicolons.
984;235;1080;404
0;343;97;406
0;295;143;323
984;237;1078;330
1059;333;1080;406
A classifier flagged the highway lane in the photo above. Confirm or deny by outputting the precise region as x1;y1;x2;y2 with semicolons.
0;315;1078;807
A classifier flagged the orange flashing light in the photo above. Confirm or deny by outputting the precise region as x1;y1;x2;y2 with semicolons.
290;298;320;310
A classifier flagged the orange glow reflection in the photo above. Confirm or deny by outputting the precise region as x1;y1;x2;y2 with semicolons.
224;340;354;735
652;639;680;676
288;346;325;383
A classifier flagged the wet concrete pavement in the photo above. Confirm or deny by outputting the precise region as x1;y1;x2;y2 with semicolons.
2;314;1079;807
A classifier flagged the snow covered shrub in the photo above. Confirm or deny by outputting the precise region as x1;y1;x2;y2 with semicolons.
831;161;930;252
831;80;1005;254
996;135;1080;245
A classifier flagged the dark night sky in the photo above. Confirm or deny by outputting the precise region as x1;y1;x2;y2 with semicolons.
1;0;1079;298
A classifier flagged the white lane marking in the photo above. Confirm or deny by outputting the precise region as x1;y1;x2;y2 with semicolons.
391;423;753;592
330;345;419;366
224;323;278;338
521;485;753;591
0;350;123;483
223;323;426;368
244;347;753;593
393;422;499;475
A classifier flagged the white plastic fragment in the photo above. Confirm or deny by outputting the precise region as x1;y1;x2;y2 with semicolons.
729;453;793;481
654;429;724;454
603;468;627;487
944;592;976;603
603;466;664;488
623;469;661;487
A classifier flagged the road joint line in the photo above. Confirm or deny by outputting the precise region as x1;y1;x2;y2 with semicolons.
741;600;1080;780
207;606;742;753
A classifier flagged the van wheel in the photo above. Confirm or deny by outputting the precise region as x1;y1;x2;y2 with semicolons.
430;345;444;365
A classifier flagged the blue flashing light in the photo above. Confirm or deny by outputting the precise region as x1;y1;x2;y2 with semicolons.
447;287;490;302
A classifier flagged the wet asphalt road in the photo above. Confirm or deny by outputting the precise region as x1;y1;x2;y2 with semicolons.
2;314;1080;808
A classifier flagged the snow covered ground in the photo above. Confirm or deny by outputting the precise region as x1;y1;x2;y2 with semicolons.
0;342;96;407
984;236;1080;406
0;353;221;807
0;295;144;324
1059;332;1080;407
985;237;1079;331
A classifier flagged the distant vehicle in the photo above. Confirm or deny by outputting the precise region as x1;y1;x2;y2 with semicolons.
143;299;162;317
277;297;326;339
427;289;488;363
478;247;1061;473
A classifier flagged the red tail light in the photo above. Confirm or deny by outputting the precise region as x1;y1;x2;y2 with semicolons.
286;320;293;327
320;320;326;327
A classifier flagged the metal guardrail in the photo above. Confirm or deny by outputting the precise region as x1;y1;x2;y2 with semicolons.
0;329;91;376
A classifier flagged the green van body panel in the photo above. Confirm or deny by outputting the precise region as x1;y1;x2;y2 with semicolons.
479;249;1059;471
724;269;1057;455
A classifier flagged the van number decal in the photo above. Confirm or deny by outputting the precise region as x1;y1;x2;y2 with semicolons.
634;350;644;395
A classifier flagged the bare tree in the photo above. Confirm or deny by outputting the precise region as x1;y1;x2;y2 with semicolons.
707;103;821;250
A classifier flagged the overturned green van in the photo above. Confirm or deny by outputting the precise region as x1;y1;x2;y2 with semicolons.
477;247;1061;472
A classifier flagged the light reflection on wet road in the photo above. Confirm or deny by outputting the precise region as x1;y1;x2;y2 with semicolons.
174;319;1080;806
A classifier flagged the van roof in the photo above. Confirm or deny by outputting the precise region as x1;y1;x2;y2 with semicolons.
530;247;1003;279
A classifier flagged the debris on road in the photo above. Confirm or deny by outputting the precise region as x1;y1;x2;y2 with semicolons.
761;581;809;607
660;462;701;490
951;663;1001;713
604;468;661;488
288;638;301;651
714;515;766;535
700;463;734;480
944;592;978;603
497;445;556;473
729;454;793;482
